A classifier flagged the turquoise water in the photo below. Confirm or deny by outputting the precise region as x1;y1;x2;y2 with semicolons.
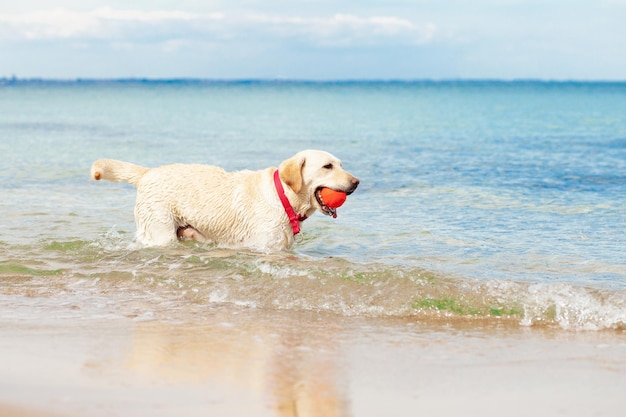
1;80;625;329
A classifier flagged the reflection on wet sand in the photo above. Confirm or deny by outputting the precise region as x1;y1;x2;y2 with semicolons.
126;313;350;417
1;303;625;417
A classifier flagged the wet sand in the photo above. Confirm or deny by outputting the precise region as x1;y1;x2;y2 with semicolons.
1;305;625;417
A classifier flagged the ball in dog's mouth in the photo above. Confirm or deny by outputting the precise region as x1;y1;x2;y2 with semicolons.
315;187;347;218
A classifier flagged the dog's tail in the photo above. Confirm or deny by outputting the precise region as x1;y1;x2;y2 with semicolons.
91;159;149;186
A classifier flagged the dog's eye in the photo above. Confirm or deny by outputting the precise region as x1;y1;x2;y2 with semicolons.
323;163;333;169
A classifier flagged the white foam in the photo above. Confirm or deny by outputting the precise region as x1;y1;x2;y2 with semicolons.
521;283;626;330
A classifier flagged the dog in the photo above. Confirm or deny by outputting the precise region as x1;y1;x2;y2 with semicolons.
91;150;359;251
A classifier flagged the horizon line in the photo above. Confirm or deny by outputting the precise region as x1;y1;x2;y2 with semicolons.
2;76;625;84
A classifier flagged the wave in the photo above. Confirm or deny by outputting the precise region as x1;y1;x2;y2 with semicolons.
1;236;625;331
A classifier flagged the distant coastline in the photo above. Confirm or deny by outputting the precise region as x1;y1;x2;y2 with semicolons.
1;77;625;86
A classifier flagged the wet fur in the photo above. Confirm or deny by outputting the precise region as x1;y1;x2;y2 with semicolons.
91;150;359;251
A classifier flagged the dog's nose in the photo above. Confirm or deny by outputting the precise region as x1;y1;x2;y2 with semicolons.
347;177;360;194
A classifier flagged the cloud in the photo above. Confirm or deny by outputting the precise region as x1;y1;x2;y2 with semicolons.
0;7;224;40
0;7;436;47
248;13;436;46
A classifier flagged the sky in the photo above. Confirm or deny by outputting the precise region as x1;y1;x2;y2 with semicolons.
0;0;625;80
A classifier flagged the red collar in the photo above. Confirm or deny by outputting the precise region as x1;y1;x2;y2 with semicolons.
274;169;308;235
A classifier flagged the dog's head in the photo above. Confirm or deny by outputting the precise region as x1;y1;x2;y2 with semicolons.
279;150;359;217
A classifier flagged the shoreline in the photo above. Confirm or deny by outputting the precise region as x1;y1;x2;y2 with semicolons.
1;307;624;417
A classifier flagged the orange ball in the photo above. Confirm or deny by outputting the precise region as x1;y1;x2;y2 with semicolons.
319;188;347;208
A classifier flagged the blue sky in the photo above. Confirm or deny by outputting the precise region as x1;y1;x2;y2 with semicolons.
1;0;625;80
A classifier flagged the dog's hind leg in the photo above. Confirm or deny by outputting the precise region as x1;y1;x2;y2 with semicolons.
134;202;178;246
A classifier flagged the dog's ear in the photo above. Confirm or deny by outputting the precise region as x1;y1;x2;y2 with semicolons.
279;154;305;194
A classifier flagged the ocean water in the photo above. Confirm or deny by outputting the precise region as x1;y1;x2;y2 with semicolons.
1;80;625;330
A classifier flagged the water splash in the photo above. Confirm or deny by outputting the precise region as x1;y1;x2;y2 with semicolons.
1;237;624;331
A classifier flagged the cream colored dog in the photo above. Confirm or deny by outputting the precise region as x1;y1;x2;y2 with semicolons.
91;150;359;251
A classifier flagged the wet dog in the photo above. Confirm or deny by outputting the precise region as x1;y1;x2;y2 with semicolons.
91;150;359;251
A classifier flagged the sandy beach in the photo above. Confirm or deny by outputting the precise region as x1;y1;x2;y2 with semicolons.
1;305;624;417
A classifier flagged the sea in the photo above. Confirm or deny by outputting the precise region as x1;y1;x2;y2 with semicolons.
1;79;625;331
